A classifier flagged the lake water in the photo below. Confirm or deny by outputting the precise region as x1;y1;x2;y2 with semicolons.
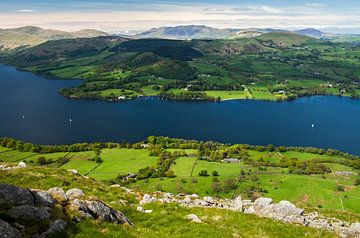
1;64;360;155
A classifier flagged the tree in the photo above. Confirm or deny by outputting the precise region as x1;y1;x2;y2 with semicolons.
37;157;47;165
198;170;208;177
165;169;176;178
212;170;219;176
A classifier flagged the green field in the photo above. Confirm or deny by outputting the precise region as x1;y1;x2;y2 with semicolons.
88;149;158;180
0;166;337;238
1;139;359;220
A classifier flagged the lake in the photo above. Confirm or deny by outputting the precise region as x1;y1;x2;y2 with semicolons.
1;64;360;155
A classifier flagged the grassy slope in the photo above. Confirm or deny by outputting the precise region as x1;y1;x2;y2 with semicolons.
0;166;337;238
0;146;359;221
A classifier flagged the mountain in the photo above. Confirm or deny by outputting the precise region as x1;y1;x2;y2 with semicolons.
294;28;324;38
0;26;108;50
135;25;239;40
228;30;263;39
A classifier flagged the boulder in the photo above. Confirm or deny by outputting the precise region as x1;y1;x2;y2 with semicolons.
31;190;56;208
67;169;79;175
69;199;133;226
268;200;304;216
203;196;214;204
186;214;202;223
349;223;360;233
35;219;68;238
232;196;243;211
140;194;157;205
0;218;22;238
243;205;255;214
47;187;67;203
17;162;27;168
254;197;273;208
66;188;84;199
7;205;51;224
0;184;34;209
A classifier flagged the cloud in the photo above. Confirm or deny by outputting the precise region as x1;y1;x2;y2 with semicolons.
17;9;35;13
304;3;327;8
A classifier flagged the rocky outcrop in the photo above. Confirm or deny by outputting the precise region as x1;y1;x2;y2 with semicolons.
0;162;27;171
0;184;133;237
68;199;134;226
137;192;360;238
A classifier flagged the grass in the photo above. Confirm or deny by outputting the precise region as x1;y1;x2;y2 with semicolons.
0;166;337;238
205;90;252;100
88;149;158;180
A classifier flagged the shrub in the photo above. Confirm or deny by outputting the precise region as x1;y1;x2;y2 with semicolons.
212;182;222;193
212;170;219;176
165;169;176;178
336;185;345;192
223;178;237;192
37;157;47;165
354;178;360;186
198;170;208;177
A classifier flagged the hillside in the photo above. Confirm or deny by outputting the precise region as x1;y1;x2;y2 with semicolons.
0;26;108;50
2;30;360;102
0;136;360;237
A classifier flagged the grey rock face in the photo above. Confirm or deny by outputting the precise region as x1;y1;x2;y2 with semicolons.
0;184;34;209
65;188;84;199
69;199;134;226
47;187;67;203
0;218;22;238
7;205;51;224
31;190;56;208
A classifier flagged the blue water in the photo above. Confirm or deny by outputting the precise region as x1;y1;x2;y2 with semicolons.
1;64;360;154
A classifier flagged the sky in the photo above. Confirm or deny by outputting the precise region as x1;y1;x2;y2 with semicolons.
1;0;360;34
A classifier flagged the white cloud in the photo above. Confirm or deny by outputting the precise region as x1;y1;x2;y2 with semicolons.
305;3;327;8
17;9;35;13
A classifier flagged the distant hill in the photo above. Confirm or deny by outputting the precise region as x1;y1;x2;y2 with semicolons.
0;26;108;50
256;32;314;46
294;28;324;38
135;25;239;40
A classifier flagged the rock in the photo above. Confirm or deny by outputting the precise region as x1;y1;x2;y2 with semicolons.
254;197;273;208
0;218;22;238
349;223;360;233
35;219;68;238
17;162;27;168
70;199;133;226
190;194;200;199
137;206;144;212
144;210;153;213
66;188;84;199
85;200;134;226
67;169;79;175
140;194;157;205
183;196;191;204
47;187;67;203
203;196;214;204
109;184;121;188
243;205;255;214
186;214;202;223
269;200;304;216
7;205;51;224
193;199;208;207
31;190;56;208
232;196;243;211
0;184;34;209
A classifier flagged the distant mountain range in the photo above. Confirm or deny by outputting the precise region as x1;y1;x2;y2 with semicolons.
134;25;328;40
0;26;108;50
